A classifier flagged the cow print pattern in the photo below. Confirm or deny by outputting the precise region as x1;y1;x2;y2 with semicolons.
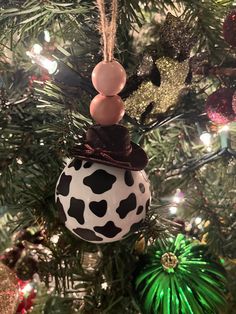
89;200;107;217
139;183;145;193
56;159;151;243
124;170;134;186
94;221;122;238
84;161;92;168
73;227;103;241
116;193;137;219
57;173;72;196
68;197;85;224
137;205;144;215
57;198;67;224
69;159;82;170
83;170;116;194
129;219;143;233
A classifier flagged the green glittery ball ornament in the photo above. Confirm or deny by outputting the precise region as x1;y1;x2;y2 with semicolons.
134;234;227;314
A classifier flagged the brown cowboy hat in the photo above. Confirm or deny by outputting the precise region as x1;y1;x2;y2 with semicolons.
70;124;148;171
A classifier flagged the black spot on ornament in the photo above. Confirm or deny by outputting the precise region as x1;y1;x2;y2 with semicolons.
68;197;85;225
129;219;143;233
137;205;144;215
124;170;134;186
57;198;67;224
139;183;145;193
94;221;122;238
116;193;137;219
83;161;93;168
68;159;82;170
83;170;116;194
73;228;103;241
57;173;72;196
145;199;150;212
89;200;107;217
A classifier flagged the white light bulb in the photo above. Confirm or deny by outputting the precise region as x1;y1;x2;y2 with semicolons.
218;124;229;133
50;234;60;244
200;132;212;147
173;196;181;203
16;158;23;165
21;282;33;294
32;43;43;55
169;206;177;214
40;58;58;74
195;217;202;225
26;45;58;74
44;30;51;43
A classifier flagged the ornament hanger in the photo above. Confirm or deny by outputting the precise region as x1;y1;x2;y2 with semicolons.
96;0;118;62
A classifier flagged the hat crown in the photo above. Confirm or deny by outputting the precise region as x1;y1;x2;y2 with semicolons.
86;125;132;157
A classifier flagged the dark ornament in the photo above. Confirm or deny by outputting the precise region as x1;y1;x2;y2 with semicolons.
206;88;235;124
15;256;38;281
223;10;236;47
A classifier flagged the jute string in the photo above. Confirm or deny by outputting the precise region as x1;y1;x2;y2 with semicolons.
96;0;118;62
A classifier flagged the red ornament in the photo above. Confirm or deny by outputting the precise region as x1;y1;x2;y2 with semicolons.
223;10;236;47
16;280;36;314
206;88;235;124
232;91;236;118
92;60;126;96
90;94;125;125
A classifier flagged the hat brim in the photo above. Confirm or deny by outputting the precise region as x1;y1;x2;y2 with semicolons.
72;142;148;171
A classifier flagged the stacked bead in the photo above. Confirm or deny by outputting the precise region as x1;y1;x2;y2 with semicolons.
90;60;126;125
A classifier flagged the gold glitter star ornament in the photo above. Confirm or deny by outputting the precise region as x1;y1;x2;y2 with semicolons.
0;262;19;314
125;57;189;120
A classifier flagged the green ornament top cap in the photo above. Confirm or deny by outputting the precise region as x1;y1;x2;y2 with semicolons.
161;252;178;272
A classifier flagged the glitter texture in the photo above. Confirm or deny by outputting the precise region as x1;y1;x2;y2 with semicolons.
0;262;19;314
223;10;236;47
206;88;235;124
125;57;189;120
159;13;196;61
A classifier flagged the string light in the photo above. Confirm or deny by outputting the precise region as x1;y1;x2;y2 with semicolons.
169;206;178;214
44;30;51;43
172;189;184;204
218;124;229;133
195;217;202;225
217;124;230;149
31;43;43;55
21;282;34;295
26;44;57;74
200;132;212;147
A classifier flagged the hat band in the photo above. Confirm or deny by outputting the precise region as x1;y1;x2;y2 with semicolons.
71;144;133;168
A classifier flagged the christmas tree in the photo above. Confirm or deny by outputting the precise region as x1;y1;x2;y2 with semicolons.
0;0;236;313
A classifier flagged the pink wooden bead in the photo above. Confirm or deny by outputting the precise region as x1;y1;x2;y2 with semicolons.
92;60;126;96
90;94;125;126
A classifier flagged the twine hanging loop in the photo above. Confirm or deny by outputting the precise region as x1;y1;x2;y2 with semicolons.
96;0;118;62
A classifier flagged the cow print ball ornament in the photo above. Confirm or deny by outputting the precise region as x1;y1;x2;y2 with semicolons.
56;159;150;243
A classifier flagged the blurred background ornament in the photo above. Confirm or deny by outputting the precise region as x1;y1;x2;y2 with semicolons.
125;57;189;121
223;10;236;47
134;234;227;314
206;88;236;124
16;279;37;314
80;249;103;275
0;262;19;314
